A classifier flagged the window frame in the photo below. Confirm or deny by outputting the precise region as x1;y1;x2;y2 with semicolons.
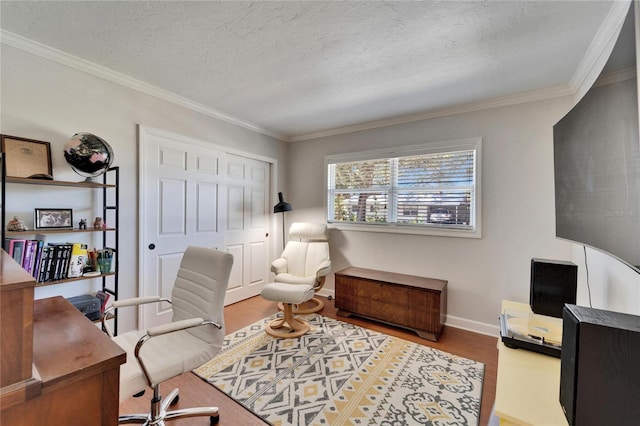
325;137;482;239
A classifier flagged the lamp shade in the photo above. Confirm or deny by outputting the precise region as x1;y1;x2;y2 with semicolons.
273;192;292;213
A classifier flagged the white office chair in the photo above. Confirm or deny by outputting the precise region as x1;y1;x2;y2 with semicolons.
261;223;331;338
103;246;233;425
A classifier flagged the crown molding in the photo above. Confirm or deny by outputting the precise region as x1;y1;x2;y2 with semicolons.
569;0;632;100
0;30;287;141
289;84;573;142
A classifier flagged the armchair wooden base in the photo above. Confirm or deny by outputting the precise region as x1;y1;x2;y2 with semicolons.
277;296;325;315
265;303;310;338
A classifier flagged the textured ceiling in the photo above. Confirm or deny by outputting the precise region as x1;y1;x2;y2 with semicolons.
0;1;621;140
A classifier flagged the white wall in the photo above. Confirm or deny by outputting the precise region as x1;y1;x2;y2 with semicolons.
571;245;640;315
1;46;288;332
288;95;640;334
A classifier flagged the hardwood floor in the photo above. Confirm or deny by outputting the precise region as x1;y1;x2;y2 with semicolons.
119;296;498;425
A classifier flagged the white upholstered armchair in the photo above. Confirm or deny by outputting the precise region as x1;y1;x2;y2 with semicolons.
103;246;233;425
261;222;331;338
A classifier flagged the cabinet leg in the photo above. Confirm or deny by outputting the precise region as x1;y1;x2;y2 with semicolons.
336;309;353;318
415;329;439;342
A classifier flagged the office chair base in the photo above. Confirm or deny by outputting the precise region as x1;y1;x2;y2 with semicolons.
119;387;219;425
265;303;310;338
277;296;325;314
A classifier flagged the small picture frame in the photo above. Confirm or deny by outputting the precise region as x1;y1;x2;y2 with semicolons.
1;135;53;179
34;208;73;230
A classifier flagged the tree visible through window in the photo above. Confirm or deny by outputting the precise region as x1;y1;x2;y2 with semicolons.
327;139;480;234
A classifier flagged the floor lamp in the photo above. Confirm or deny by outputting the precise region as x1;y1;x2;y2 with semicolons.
273;192;292;250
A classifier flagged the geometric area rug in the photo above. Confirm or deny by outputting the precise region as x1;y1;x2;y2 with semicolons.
194;314;484;426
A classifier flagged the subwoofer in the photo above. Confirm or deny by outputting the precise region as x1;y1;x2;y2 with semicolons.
530;258;577;318
560;304;640;425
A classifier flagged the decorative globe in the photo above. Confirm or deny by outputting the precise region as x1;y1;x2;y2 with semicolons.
63;132;114;179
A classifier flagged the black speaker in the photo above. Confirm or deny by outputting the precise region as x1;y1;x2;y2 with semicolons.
560;305;640;425
530;258;577;318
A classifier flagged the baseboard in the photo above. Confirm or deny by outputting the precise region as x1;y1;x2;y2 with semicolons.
445;314;500;337
318;290;500;337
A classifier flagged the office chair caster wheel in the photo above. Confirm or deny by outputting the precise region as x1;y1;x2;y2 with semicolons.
210;414;219;425
170;394;179;405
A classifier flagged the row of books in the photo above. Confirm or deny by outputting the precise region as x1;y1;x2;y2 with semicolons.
4;238;98;284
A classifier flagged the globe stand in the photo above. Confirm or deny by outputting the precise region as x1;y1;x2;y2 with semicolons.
71;173;104;183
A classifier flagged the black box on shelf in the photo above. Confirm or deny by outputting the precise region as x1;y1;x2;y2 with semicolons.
67;294;101;321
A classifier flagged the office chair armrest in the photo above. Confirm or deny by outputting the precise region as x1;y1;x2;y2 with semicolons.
112;296;167;309
271;257;288;274
102;296;172;337
146;317;219;337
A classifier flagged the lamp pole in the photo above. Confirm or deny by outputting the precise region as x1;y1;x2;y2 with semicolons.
273;192;292;250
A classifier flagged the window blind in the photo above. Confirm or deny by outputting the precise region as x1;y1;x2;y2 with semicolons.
327;143;478;232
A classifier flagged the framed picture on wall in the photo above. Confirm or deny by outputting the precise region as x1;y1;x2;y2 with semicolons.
34;208;73;230
1;135;53;179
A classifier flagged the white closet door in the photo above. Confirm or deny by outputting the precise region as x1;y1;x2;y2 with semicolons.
139;127;271;329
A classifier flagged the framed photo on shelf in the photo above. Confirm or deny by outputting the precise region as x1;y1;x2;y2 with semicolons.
34;208;73;230
1;135;53;179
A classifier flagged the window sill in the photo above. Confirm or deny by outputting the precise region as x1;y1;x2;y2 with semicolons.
328;222;482;239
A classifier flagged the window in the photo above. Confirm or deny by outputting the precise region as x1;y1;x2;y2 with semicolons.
327;138;481;238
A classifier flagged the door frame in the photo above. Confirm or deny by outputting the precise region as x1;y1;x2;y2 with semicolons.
137;125;281;329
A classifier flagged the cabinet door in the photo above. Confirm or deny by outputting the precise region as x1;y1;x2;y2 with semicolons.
356;280;409;325
335;275;358;312
405;289;441;331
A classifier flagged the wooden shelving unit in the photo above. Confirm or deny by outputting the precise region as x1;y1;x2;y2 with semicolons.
1;160;120;333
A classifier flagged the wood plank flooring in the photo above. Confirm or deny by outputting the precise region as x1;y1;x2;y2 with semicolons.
119;296;498;425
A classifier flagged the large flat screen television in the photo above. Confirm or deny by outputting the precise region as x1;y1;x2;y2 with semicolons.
553;5;640;273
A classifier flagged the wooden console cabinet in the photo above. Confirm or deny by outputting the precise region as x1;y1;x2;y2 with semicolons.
335;267;447;341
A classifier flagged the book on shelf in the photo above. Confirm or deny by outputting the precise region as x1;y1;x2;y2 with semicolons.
95;290;110;314
3;238;27;267
47;243;73;281
30;239;45;278
68;243;88;278
37;246;53;283
22;239;36;273
86;248;99;273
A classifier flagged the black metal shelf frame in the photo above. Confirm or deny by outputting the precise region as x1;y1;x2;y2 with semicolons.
1;156;120;334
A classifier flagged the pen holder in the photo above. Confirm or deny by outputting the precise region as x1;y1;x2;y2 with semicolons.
98;258;112;274
96;249;114;274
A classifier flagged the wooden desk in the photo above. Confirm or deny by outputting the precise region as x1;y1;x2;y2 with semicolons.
0;250;36;387
494;301;567;425
335;267;447;341
1;296;126;425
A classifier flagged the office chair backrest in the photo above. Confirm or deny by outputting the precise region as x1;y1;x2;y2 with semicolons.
281;223;329;278
171;246;233;350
